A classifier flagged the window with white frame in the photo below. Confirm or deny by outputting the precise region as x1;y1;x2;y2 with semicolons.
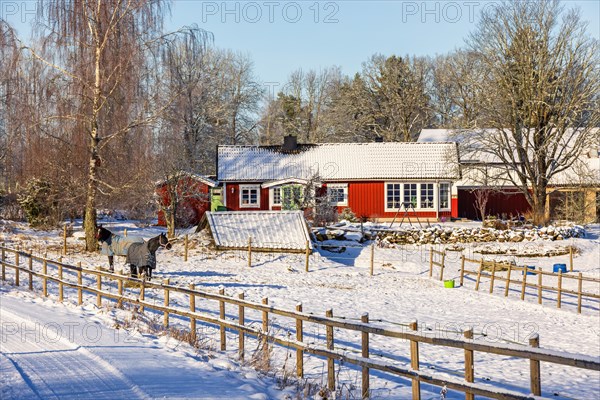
272;187;282;206
403;184;418;208
240;185;260;208
439;183;450;209
386;183;402;210
420;183;434;209
327;184;348;206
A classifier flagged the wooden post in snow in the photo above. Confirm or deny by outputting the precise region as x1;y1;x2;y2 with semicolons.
409;320;421;400
219;288;226;351
537;268;542;305
529;334;541;396
459;254;466;287
63;225;67;256
296;303;303;378
305;240;310;272
361;313;370;399
238;292;245;360
28;250;33;291
569;246;574;272
189;284;196;342
475;259;483;291
464;328;475;400
247;237;252;268
326;308;335;391
163;278;170;328
370;243;374;276
184;234;189;262
557;271;563;309
504;264;512;297
577;273;583;314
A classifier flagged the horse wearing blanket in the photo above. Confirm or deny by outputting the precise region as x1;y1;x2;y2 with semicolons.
96;225;172;279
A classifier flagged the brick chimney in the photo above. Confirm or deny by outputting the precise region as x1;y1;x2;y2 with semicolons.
282;135;298;151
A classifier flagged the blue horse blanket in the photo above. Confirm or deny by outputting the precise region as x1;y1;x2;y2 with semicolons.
100;235;144;257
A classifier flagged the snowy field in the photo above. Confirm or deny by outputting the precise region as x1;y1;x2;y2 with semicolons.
1;219;599;399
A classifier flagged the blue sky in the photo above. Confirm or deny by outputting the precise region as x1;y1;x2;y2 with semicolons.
4;0;599;87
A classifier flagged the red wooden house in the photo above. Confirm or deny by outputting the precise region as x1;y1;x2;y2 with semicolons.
217;136;461;221
156;173;217;227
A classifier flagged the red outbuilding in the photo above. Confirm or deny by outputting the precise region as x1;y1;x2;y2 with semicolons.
156;173;217;227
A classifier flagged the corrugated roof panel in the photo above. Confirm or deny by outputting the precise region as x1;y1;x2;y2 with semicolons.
205;211;312;252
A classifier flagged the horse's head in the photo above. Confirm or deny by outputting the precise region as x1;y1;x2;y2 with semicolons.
96;225;111;242
159;233;172;250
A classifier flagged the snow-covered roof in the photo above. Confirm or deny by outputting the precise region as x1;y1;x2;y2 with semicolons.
156;172;217;187
218;142;460;182
204;211;312;252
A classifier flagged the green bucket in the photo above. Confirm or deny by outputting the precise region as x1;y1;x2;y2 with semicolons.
444;279;455;288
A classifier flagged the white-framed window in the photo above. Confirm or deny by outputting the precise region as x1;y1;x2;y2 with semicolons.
271;187;282;206
420;183;434;209
240;185;260;208
386;183;402;210
439;183;451;210
327;184;348;206
403;183;418;208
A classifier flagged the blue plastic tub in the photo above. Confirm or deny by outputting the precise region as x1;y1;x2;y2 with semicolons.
553;264;567;273
523;265;536;275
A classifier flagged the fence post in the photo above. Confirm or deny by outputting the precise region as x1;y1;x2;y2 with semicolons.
428;247;433;277
475;259;483;291
577;272;583;314
124;228;127;237
15;250;19;286
262;297;270;369
184;234;189;262
489;261;496;294
58;262;63;302
238;292;245;360
521;266;528;301
63;224;67;256
370;244;374;276
557;271;563;309
163;278;170;328
459;254;465;287
305;241;310;272
464;328;474;400
1;247;5;281
77;262;83;305
139;280;145;313
326;308;335;392
296;303;304;378
537;268;542;305
409;320;421;400
219;288;226;351
42;260;48;297
117;270;123;296
247;237;252;268
28;250;33;291
569;246;573;272
504;264;512;297
189;283;196;343
96;267;102;308
529;334;541;396
439;251;445;281
361;313;370;399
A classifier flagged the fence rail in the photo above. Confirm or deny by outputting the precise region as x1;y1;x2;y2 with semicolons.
1;245;599;400
429;248;600;314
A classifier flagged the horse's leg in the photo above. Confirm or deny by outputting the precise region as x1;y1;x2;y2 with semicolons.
108;256;114;272
130;264;138;278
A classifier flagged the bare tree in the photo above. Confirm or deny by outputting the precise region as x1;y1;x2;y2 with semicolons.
23;0;169;249
464;0;599;225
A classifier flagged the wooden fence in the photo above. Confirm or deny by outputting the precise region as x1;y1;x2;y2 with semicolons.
429;249;600;314
1;245;599;400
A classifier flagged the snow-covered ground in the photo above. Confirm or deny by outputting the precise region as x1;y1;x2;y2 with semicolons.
1;219;599;399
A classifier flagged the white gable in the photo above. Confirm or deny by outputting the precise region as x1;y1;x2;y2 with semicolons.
218;142;459;182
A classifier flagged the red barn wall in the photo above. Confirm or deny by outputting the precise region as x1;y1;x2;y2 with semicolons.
156;178;211;227
457;189;531;220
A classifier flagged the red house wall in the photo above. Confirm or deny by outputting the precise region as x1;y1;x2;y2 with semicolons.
336;181;452;220
457;189;530;220
222;181;453;220
224;183;269;211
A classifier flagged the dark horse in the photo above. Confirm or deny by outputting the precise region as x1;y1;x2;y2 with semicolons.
96;225;172;279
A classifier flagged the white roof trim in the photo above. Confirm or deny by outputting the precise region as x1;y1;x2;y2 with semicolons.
262;177;313;188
